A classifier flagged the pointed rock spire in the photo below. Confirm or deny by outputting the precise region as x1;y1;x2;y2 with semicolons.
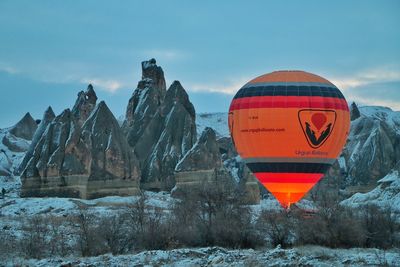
16;106;56;175
141;58;166;93
9;112;38;140
350;102;361;121
124;58;167;146
123;59;197;191
162;81;195;119
175;127;221;172
72;84;98;125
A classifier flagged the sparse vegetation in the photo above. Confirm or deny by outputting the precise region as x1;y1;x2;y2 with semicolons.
0;184;399;261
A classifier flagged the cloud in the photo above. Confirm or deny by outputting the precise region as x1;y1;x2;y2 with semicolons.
185;67;400;111
80;78;123;93
0;63;18;74
141;49;187;61
187;77;251;95
350;95;400;111
330;66;400;90
329;66;400;110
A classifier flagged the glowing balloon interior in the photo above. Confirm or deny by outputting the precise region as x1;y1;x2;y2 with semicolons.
228;71;350;209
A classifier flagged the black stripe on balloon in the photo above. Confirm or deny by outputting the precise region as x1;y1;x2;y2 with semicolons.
246;162;331;174
233;86;345;100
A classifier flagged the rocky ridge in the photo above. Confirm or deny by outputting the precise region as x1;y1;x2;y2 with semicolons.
20;85;141;199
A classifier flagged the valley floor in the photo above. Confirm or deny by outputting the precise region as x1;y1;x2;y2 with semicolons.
8;246;400;267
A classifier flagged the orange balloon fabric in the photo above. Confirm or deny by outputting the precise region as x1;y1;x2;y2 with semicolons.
228;70;350;208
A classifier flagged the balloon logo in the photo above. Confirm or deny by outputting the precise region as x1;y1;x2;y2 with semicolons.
228;71;350;209
311;113;327;130
298;109;336;149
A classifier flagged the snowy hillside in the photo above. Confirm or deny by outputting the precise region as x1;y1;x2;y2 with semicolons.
196;112;229;137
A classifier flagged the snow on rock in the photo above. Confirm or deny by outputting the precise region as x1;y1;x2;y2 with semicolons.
196;112;229;137
341;105;400;188
0;150;12;176
338;156;347;172
0;128;31;174
359;106;400;134
341;170;400;212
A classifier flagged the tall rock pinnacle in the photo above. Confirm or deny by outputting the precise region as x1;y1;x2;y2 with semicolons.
72;84;98;125
123;59;197;191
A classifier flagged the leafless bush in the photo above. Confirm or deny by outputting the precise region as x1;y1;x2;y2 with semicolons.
295;193;366;248
257;210;293;248
72;207;103;257
0;226;19;260
97;213;131;255
363;204;399;248
19;215;50;259
172;180;263;248
48;215;73;257
125;192;172;250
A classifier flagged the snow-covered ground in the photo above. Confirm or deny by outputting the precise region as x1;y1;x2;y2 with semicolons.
9;245;400;267
196;112;229;137
0;191;174;218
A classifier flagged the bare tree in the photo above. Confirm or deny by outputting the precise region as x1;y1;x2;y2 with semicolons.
98;213;130;255
73;207;101;256
257;210;293;248
48;215;72;257
20;215;49;259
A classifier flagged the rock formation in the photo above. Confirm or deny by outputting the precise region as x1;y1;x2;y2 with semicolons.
341;166;400;213
15;106;55;175
173;127;260;203
312;106;400;197
173;127;227;193
218;137;261;204
8;112;38;140
20;86;141;199
124;59;167;147
0;149;12;176
175;127;221;172
350;102;361;121
2;131;30;153
72;84;98;125
0;112;39;177
124;59;197;191
342;107;400;190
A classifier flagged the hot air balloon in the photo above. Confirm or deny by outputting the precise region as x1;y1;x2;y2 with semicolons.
228;70;350;209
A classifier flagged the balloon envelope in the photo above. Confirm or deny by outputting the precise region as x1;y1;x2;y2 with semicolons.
228;71;350;208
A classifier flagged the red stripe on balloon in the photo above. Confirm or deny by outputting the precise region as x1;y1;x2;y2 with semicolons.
255;172;323;183
229;96;349;111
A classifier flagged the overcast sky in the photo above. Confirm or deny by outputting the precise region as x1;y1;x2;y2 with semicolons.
0;0;399;127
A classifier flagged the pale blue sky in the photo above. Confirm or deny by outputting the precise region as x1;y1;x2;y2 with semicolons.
0;0;399;127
